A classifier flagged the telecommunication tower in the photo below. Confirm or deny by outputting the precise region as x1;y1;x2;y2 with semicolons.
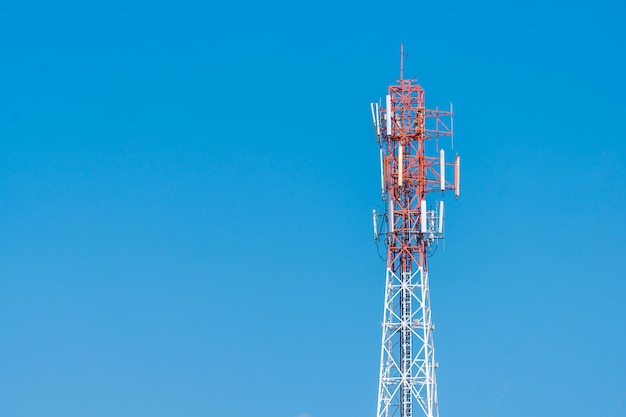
370;45;460;417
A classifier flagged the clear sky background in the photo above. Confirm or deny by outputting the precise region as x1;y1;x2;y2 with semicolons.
1;0;625;416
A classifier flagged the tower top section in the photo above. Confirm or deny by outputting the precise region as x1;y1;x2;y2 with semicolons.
370;51;460;253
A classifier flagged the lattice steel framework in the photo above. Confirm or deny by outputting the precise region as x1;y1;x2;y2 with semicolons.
370;47;460;417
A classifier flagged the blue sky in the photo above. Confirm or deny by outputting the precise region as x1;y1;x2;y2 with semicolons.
1;0;625;416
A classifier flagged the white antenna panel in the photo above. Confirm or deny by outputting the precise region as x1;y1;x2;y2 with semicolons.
420;199;427;233
385;95;392;135
440;148;445;191
455;154;461;197
438;201;444;234
373;209;378;240
375;103;380;136
379;148;385;197
370;102;381;138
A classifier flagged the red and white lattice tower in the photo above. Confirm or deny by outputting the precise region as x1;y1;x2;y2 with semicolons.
370;45;460;417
